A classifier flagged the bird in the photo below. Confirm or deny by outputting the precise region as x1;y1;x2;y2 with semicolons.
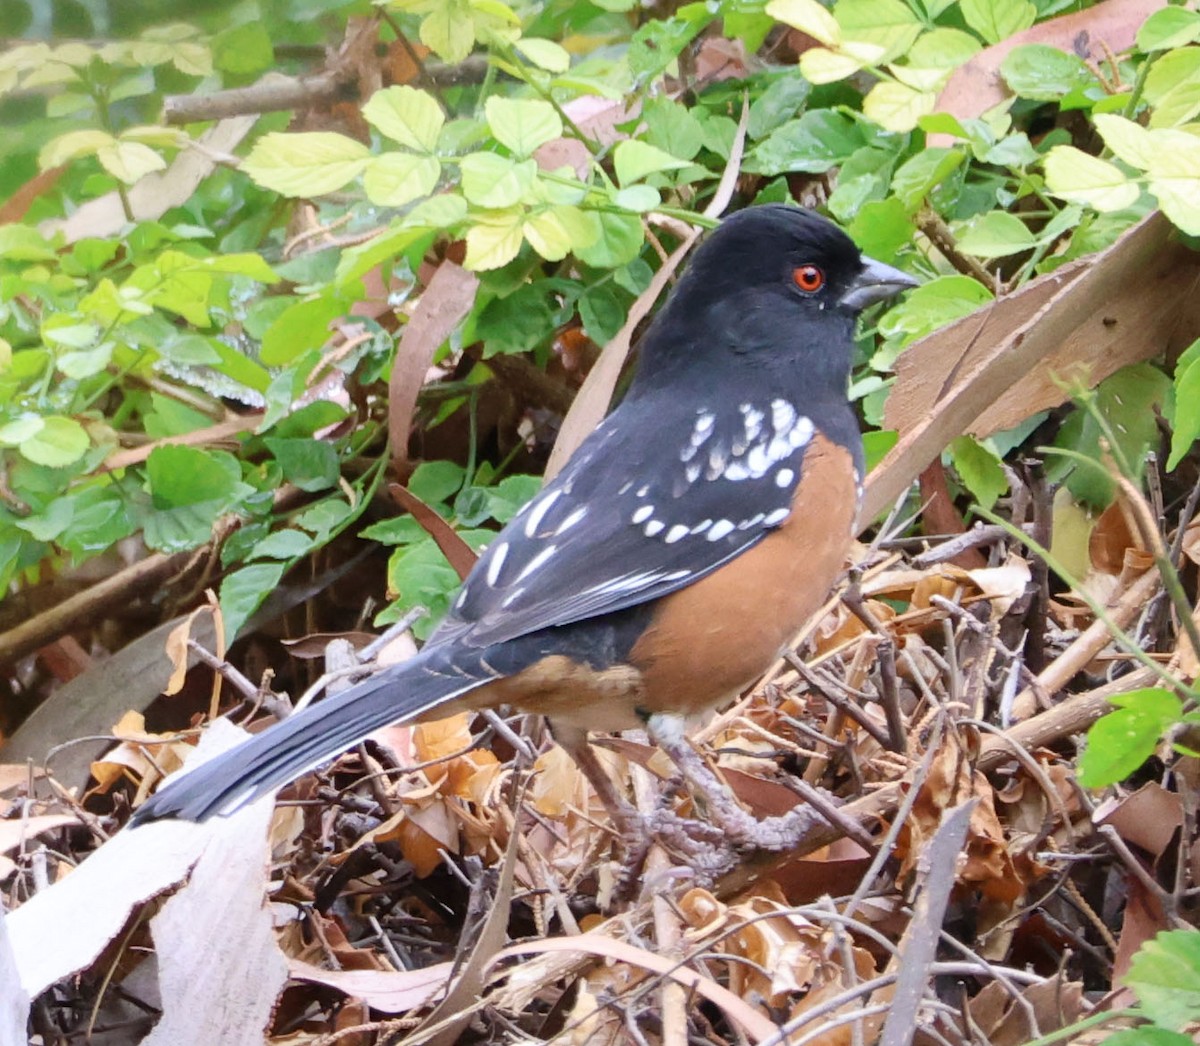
130;204;917;856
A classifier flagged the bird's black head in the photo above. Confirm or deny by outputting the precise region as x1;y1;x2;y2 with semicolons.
631;205;917;390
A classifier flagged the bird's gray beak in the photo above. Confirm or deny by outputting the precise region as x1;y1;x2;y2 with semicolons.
840;256;919;310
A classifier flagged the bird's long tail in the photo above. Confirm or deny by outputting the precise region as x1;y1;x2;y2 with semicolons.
129;653;485;825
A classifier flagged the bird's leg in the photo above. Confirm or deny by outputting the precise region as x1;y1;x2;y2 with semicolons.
555;729;732;896
646;714;826;851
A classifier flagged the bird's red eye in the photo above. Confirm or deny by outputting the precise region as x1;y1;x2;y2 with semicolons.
793;265;824;292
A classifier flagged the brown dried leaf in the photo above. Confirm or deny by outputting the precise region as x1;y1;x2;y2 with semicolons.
931;0;1163;143
0;815;77;856
1094;781;1183;859
287;957;451;1014
389;260;479;471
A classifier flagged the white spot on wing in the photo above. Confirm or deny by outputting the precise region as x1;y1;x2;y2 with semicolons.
644;519;665;537
790;416;814;448
486;542;509;587
776;468;794;488
515;544;557;583
724;461;750;481
772;399;796;434
524;489;561;537
664;524;689;544
764;507;790;526
555;506;588;534
707;519;735;541
632;504;654;524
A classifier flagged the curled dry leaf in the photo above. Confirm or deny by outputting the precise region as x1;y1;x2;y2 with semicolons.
89;710;190;802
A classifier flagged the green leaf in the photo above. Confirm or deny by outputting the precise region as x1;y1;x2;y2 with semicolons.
1125;930;1200;1030
1136;7;1200;52
465;209;525;270
614;185;660;212
38;128;114;169
848;197;914;261
295;498;352;540
949;435;1008;510
863;81;935;133
514;37;570;72
459;152;536;208
1078;688;1181;787
524;205;594;261
484;97;562;157
836;0;922;64
241;132;370;197
579;282;628;344
1093;113;1155;169
408;460;466;504
1100;1030;1195;1046
96;141;167;184
954;210;1036;259
877;275;993;350
1169;344;1200;470
248;528;315;561
907;27;981;69
0;224;59;261
765;0;840;46
213;21;273;75
420;0;474;64
627;5;714;80
747;77;812;141
1043;146;1139;212
362;86;444;152
1145;132;1200;234
15;416;89;467
613;139;689;186
220;562;286;640
477;283;556;357
574;210;643;268
487;474;541;522
643;96;706;159
147;445;239;507
748;110;867;176
362;152;441;207
960;0;1036;45
889;147;964;211
1144;46;1200;127
264;437;340;492
15;498;73;541
58;343;114;379
261;295;345;365
1000;44;1096;101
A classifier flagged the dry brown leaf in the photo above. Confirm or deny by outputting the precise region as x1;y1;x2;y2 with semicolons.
388;260;479;472
494;934;779;1043
1094;781;1184;860
0;815;77;857
0;765;35;796
870;212;1200;523
163;605;216;696
531;744;584;817
930;0;1163;143
287;957;451;1014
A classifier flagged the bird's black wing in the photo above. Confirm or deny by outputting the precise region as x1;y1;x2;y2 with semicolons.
433;390;831;650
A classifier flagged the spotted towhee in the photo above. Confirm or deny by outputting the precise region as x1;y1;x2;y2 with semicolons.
130;205;917;852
